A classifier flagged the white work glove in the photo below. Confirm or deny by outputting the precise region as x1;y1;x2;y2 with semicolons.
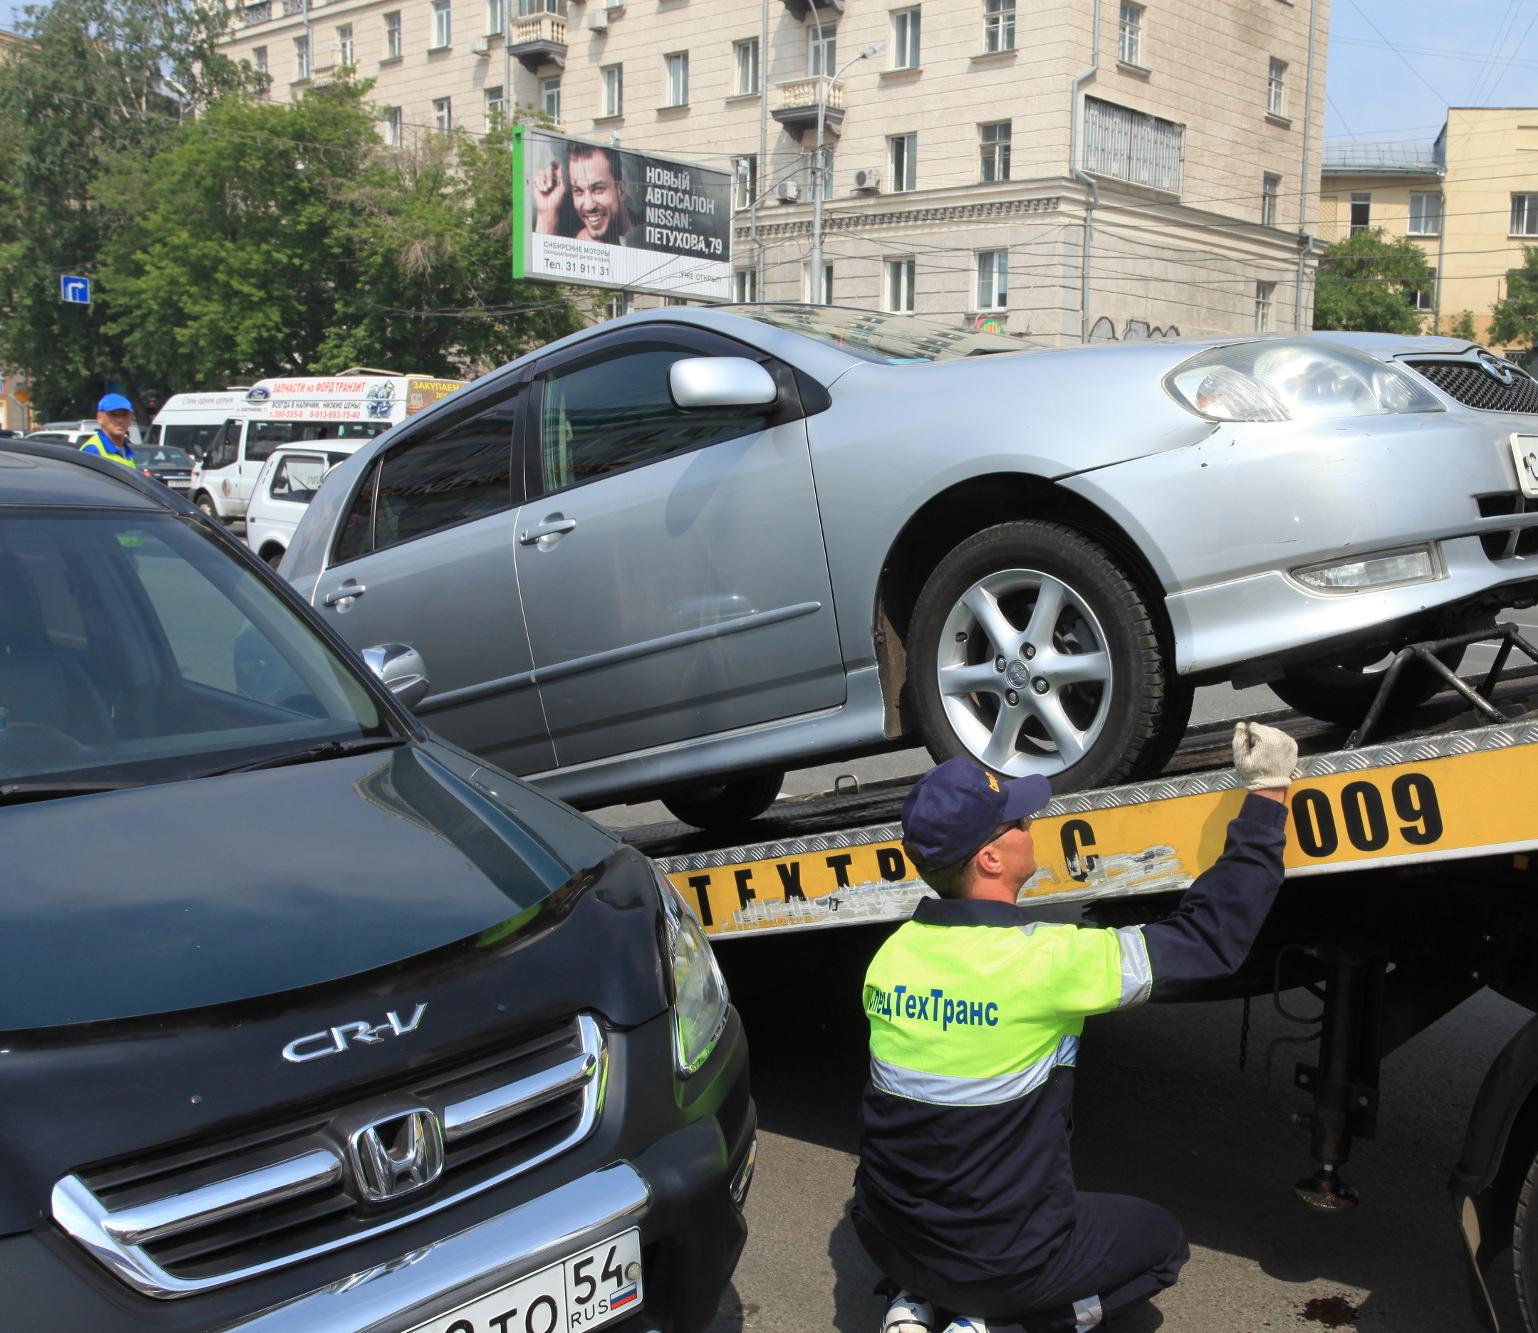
1232;720;1297;790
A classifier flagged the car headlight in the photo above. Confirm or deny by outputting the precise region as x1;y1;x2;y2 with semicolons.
656;867;730;1076
1166;341;1443;422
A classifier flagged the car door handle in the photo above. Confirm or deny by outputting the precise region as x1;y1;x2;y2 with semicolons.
519;517;577;546
322;581;366;606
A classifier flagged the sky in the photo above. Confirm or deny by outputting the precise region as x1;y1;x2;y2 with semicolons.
0;0;1532;148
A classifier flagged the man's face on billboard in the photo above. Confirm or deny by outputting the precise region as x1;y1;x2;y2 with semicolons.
570;152;621;241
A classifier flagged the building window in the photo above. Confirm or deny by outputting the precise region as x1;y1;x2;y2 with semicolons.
732;154;757;210
665;52;689;107
889;132;917;192
431;0;451;48
384;11;402;58
1408;192;1441;237
983;0;1015;53
734;269;758;301
734;38;760;95
892;7;921;69
980;121;1011;182
1255;281;1275;332
383;105;403;146
976;250;1008;310
1083;97;1183;194
1511;194;1538;237
517;0;561;13
1414;268;1437;313
1349;191;1371;234
336;23;353;66
542;77;561;122
805;260;833;303
602;64;623;117
1261;173;1280;226
486;0;505;34
809;23;836;77
1267;57;1287;117
252;45;268;75
885;257;915;313
293;34;310;80
1118;2;1142;66
434;97;453;132
485;85;505;125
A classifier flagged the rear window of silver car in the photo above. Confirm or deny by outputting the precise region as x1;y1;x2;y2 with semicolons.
738;305;1027;365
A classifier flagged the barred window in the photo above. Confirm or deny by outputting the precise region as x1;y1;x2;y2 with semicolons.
1083;96;1183;194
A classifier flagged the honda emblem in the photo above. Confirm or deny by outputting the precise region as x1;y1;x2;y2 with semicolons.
346;1109;445;1203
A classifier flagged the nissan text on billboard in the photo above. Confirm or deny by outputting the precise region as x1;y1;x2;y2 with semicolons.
513;126;732;302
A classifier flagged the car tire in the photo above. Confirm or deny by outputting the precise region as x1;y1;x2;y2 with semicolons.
194;492;218;520
909;521;1171;792
1513;1136;1538;1331
662;771;785;830
1269;644;1467;728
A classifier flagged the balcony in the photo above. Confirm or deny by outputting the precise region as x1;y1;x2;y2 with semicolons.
779;0;843;16
242;0;271;22
771;77;845;136
509;12;566;69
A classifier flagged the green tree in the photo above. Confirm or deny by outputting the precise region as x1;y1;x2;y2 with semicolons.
1447;310;1479;342
101;83;382;387
1488;247;1538;359
317;121;587;376
1312;228;1434;335
0;0;258;417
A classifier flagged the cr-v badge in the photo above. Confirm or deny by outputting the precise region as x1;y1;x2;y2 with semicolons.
282;1004;429;1064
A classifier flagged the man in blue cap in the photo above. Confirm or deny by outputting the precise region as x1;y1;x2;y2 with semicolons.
80;393;137;468
855;722;1298;1333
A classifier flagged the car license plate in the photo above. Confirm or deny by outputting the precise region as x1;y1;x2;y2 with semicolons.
406;1229;643;1333
169;480;191;489
1510;434;1538;500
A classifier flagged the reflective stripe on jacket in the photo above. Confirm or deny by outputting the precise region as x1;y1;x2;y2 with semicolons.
79;430;136;467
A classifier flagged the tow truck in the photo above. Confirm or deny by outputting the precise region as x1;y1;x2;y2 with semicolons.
624;625;1538;1331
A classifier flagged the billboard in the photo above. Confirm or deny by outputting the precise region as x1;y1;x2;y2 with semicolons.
513;126;733;302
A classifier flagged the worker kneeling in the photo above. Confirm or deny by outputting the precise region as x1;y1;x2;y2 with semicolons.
853;722;1296;1333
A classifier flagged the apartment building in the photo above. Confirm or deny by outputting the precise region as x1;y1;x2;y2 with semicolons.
221;0;1328;342
1321;108;1538;350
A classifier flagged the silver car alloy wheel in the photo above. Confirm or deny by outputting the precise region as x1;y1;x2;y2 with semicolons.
934;566;1114;777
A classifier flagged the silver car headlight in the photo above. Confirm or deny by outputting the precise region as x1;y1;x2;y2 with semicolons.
1166;341;1443;423
656;867;730;1076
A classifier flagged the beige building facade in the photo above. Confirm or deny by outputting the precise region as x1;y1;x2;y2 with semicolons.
221;0;1328;343
1320;107;1538;350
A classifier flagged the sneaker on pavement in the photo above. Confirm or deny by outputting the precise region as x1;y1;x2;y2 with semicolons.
881;1290;935;1333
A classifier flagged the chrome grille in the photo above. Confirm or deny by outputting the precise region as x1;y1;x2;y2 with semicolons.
54;1014;606;1299
1405;358;1538;413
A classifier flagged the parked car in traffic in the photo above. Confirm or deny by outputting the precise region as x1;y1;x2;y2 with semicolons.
29;418;144;447
0;440;754;1332
245;439;367;566
281;305;1538;827
134;443;195;492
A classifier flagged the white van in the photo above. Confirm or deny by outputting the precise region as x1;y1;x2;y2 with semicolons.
173;372;464;522
244;440;368;566
146;391;248;466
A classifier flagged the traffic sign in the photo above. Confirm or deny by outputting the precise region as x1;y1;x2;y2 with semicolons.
59;274;91;305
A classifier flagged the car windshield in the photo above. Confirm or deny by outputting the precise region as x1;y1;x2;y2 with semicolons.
736;305;1029;365
145;447;192;466
0;510;391;794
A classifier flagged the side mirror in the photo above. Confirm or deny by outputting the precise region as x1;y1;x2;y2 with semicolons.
669;357;778;410
361;642;431;711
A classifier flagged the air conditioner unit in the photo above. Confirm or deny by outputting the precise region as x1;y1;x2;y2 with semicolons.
471;35;491;54
776;180;801;204
586;8;608;29
851;166;881;192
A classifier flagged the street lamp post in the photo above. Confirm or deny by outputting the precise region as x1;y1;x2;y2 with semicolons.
809;38;882;303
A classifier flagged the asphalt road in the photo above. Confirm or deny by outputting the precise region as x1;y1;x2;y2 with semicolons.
706;932;1531;1333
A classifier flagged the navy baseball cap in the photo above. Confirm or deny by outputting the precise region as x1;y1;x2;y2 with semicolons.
97;393;133;412
902;757;1052;869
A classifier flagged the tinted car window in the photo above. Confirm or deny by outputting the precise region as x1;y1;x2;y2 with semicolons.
247;419;387;464
0;512;386;787
334;457;380;565
365;400;517;554
538;347;768;494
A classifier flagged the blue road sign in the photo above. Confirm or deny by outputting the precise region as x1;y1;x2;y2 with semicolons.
60;275;91;305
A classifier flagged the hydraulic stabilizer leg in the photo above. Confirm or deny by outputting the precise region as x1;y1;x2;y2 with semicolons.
1291;944;1386;1213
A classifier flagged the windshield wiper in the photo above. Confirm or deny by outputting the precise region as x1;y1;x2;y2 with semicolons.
203;735;406;776
0;780;139;806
